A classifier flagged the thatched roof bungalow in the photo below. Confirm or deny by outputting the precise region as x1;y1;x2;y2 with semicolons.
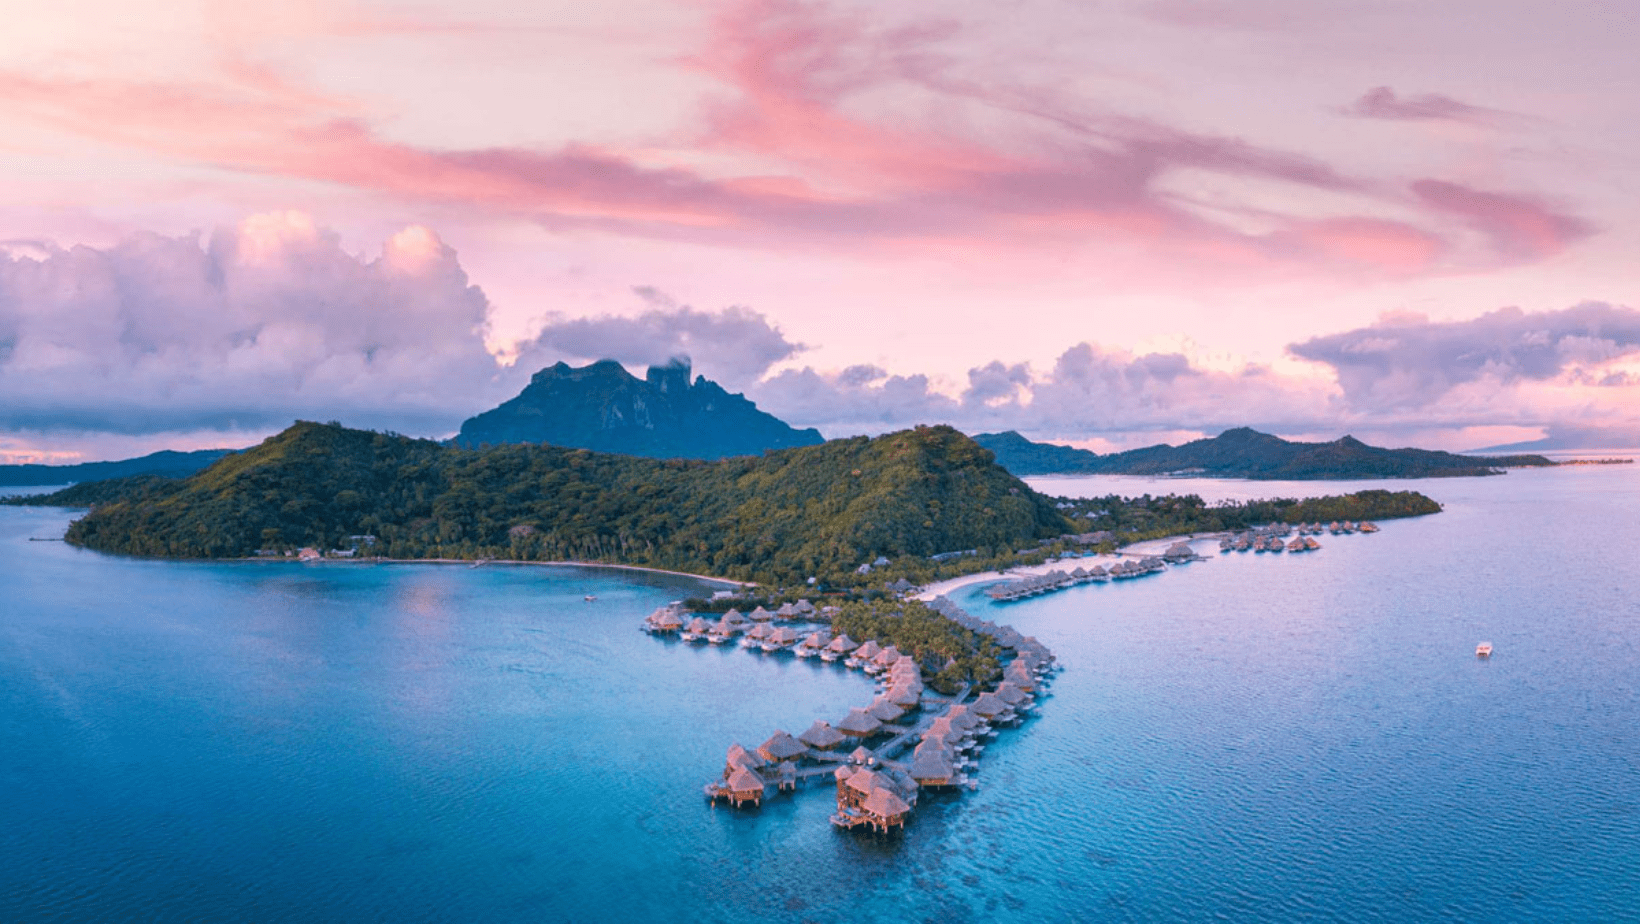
757;729;808;763
867;699;905;723
836;709;883;738
909;749;958;787
860;786;912;831
725;766;766;807
799;720;847;750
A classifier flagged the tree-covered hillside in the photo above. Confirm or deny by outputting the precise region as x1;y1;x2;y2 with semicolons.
974;427;1554;478
63;421;1071;585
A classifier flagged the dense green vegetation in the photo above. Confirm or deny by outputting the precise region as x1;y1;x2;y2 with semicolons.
2;475;184;508
62;421;1070;586
1053;490;1441;545
830;599;1003;694
975;427;1554;479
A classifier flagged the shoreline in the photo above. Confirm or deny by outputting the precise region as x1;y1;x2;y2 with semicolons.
235;555;755;587
915;532;1225;602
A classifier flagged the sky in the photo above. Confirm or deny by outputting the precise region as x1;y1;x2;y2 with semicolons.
2;0;1638;463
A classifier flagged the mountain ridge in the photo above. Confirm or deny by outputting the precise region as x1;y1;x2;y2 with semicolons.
973;428;1556;479
0;448;237;487
452;358;824;459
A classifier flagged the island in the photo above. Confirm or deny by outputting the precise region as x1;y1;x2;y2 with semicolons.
973;427;1556;479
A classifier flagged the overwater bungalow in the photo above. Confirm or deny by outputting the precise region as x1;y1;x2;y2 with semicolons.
848;640;883;669
794;599;816;616
799;720;847;750
756;730;808;764
821;634;858;662
886;684;922;709
1004;664;1037;693
682;616;712;642
725;743;765;776
869;645;901;674
1304;537;1320;550
775;603;799;620
970;691;1011;722
1162;541;1198;563
707;616;738;645
859;786;912;832
749;606;774;622
723;766;766;807
995;682;1031;711
795;629;831;658
836;708;883;738
909;749;960;788
1360;521;1379;533
741;622;772;649
763;626;799;652
867;698;905;723
848;745;875;766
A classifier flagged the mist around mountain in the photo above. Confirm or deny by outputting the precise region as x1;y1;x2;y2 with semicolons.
974;428;1555;479
452;358;824;459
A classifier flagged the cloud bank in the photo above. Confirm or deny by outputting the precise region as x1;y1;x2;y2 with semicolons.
0;214;504;436
1288;302;1640;411
4;214;1636;455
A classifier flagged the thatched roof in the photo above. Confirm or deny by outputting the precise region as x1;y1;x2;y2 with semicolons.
867;699;905;722
849;745;874;764
887;685;921;708
923;717;957;743
862;786;911;819
726;743;764;770
802;630;831;648
795;599;815;613
655;610;684;629
833;764;855;783
837;709;882;736
854;640;882;660
800;720;846;749
946;706;980;731
745;622;770;640
726;766;765;795
749;606;773;622
757;729;808;762
845;768;885;796
767;626;799;645
971;692;1007;716
995;682;1027;705
873;645;901;666
825;634;857;653
686;617;711;633
776;603;798;618
722;608;746;624
909;750;956;783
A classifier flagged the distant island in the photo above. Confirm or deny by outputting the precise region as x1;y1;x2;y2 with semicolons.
973;427;1556;479
452;358;825;459
0;448;236;487
18;421;1444;593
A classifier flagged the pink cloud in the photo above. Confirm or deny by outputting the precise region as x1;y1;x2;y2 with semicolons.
1411;180;1594;264
0;0;1599;279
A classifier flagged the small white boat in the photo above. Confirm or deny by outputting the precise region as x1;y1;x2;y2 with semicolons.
1476;642;1493;658
584;595;597;602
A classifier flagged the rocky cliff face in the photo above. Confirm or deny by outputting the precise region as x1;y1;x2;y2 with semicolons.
452;358;824;459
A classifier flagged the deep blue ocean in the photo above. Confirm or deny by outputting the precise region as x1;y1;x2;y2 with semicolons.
2;465;1637;922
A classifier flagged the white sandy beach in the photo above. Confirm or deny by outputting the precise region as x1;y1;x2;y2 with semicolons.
914;533;1226;602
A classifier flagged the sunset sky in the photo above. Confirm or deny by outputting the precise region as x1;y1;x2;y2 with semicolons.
3;0;1637;462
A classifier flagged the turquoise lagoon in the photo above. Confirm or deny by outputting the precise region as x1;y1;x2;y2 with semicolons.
2;464;1637;921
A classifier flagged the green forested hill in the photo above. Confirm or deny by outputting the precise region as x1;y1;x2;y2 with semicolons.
974;427;1555;478
63;421;1071;585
